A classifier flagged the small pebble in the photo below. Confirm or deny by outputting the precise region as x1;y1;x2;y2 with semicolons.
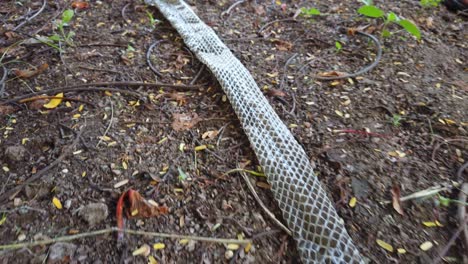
225;250;234;259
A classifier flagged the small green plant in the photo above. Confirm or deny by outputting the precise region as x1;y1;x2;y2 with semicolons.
146;10;159;28
391;114;402;127
300;7;321;17
420;0;443;7
357;4;421;40
335;41;343;52
48;9;75;48
178;167;188;182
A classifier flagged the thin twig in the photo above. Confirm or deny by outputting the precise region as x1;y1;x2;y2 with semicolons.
457;162;468;182
121;3;131;24
238;168;292;236
13;0;47;31
220;0;246;18
77;65;121;75
432;215;468;264
0;81;201;105
96;100;114;147
146;40;165;78
0;227;251;251
258;18;298;35
0;66;6;97
190;65;205;85
432;138;468;162
313;31;382;81
0;127;84;203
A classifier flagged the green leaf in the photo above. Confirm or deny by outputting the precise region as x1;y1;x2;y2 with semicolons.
398;19;421;40
48;34;61;42
335;41;342;51
301;7;321;16
0;213;6;225
439;196;450;207
127;44;136;52
387;12;398;22
62;9;74;24
357;5;385;18
178;167;187;182
382;29;392;38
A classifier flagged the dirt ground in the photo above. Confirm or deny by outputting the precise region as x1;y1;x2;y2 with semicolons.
0;0;467;263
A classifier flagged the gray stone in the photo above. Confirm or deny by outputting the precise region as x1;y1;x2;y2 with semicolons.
47;242;77;264
78;202;109;226
4;145;27;162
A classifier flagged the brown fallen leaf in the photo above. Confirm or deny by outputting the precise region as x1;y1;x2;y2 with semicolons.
265;88;286;97
71;1;90;9
172;112;200;131
256;181;271;189
391;184;404;215
317;70;347;78
254;5;266;16
0;105;16;116
13;63;48;79
273;39;293;51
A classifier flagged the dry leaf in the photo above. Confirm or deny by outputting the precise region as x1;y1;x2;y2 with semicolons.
265;88;286;97
254;5;266;15
43;93;64;109
13;63;48;79
273;39;293;51
318;71;346;78
132;244;151;257
256;181;271;189
376;239;394;252
71;1;90;9
172;113;200;131
0;105;15;116
349;197;357;208
202;130;219;140
391;184;404;215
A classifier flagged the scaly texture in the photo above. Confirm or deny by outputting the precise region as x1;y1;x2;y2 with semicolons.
145;0;364;262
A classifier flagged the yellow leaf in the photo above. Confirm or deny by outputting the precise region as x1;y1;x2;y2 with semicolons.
78;104;84;112
349;197;357;208
422;221;443;227
122;161;128;170
179;239;189;245
72;114;81;119
397;248;407;254
194;145;207;151
104;91;112;96
420;241;433;251
43;93;64;109
22;138;29;145
153;243;165;250
52;197;63;209
244;242;252;253
444;119;456;125
148;256;158;264
65;101;72;107
335;110;344;117
131;209;138;216
376;239;394;252
0;214;7;225
227;244;239;250
132;244;150;256
82;171;87;177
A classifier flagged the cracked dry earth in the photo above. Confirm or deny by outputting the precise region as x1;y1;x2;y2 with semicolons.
0;0;467;263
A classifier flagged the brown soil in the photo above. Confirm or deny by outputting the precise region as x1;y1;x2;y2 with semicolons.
0;0;467;263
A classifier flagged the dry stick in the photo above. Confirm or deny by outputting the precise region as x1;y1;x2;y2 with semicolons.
432;138;468;162
0;128;83;203
238;169;292;236
0;65;6;96
0;227;251;251
220;0;246;18
121;2;131;24
258;18;298;34
0;81;200;105
458;183;468;257
13;0;47;31
313;31;382;81
96;99;114;147
146;40;165;78
432;215;468;264
190;65;206;85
